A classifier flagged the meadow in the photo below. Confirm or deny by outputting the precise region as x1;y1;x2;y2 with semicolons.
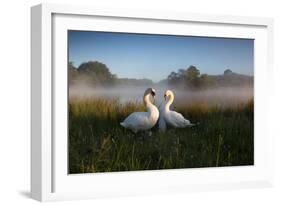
68;90;254;174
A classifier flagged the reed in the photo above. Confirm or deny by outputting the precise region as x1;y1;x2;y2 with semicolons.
69;97;254;173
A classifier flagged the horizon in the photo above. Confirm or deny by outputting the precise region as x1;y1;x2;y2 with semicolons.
70;60;253;84
68;31;254;82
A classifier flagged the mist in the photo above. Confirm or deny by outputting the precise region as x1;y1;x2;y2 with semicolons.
69;83;253;108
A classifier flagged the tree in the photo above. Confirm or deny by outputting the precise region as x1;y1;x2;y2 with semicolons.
186;66;200;79
224;69;233;75
185;65;200;89
199;74;215;89
167;66;201;89
77;61;117;86
168;71;180;85
68;62;79;85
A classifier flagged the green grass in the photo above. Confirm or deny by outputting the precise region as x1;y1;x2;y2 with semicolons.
68;97;254;173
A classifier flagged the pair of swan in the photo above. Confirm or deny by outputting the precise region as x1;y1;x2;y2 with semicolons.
120;88;194;133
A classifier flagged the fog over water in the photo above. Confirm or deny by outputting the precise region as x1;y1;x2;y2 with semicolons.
69;83;253;108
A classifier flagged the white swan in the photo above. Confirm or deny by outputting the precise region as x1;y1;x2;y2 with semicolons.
159;90;194;131
120;88;159;133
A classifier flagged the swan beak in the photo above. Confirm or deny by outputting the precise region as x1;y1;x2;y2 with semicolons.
164;94;167;101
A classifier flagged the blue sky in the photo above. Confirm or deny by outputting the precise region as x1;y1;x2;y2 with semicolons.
68;31;254;82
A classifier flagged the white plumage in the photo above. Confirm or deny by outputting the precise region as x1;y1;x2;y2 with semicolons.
120;88;159;133
159;90;194;131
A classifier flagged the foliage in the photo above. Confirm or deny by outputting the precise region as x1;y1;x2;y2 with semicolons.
69;61;155;87
68;62;79;85
224;69;233;75
69;61;253;89
77;61;117;86
167;66;253;90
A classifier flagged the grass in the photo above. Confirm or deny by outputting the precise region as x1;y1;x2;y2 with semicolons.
68;96;254;174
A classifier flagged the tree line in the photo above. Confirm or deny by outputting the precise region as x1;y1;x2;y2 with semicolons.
69;61;253;89
166;66;253;89
69;61;153;87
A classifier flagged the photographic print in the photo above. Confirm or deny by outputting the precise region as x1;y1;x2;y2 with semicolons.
68;31;254;174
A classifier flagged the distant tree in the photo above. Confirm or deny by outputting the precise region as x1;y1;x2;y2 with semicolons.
77;61;117;86
168;71;180;85
186;65;199;75
68;62;79;85
167;66;201;89
199;74;215;89
224;69;233;75
178;69;186;77
185;65;200;89
69;61;75;69
166;65;253;89
168;71;178;80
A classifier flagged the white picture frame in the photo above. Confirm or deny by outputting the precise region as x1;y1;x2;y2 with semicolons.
31;3;274;202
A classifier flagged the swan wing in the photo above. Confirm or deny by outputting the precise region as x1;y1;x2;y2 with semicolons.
120;112;151;132
166;111;193;128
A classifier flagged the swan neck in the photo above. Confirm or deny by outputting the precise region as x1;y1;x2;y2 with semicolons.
143;94;154;111
165;94;174;111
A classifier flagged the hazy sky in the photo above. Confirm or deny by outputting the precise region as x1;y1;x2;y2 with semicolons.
68;31;254;82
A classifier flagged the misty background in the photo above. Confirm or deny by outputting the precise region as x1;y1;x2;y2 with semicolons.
68;31;254;106
69;61;253;107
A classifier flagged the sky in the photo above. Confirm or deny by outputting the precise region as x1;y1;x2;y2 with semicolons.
68;31;254;82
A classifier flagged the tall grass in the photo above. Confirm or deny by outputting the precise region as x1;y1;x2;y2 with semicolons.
69;97;254;173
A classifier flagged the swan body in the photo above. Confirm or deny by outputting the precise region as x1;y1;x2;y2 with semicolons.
120;88;159;133
159;90;194;131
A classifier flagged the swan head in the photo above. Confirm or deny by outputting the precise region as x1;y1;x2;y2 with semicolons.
144;88;156;103
164;90;174;101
